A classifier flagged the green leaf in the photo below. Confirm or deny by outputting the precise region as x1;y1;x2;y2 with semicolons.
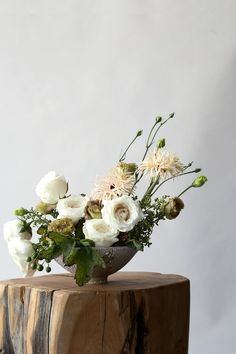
75;219;85;239
48;231;74;257
127;239;144;251
79;239;95;247
74;248;105;286
19;220;32;235
64;242;79;266
42;244;61;260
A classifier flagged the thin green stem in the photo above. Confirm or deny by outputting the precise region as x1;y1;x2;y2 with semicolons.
133;113;175;188
178;185;193;197
142;115;174;161
141;177;159;201
119;133;141;162
150;169;199;197
142;122;158;157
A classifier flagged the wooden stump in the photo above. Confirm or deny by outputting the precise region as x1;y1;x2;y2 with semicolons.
0;272;190;354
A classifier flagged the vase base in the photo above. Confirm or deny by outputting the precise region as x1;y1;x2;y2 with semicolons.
88;277;108;285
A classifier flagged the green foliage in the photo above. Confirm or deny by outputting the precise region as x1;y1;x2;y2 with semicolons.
17;208;50;234
126;196;168;250
74;247;105;286
37;231;103;286
19;220;32;234
75;219;85;239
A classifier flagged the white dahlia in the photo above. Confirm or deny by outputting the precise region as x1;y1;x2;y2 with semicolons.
138;149;184;179
91;166;135;201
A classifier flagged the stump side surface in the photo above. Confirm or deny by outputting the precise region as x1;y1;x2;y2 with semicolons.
0;272;190;354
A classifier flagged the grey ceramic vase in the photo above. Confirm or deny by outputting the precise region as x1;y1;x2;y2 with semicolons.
55;246;137;284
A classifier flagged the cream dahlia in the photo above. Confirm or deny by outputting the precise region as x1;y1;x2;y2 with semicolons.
91;166;135;200
138;149;184;179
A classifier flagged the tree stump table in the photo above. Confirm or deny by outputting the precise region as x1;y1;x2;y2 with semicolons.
0;272;190;354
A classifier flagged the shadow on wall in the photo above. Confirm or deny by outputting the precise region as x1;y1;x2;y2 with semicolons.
191;56;236;325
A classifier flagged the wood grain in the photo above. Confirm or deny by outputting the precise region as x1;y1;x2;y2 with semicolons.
0;272;190;354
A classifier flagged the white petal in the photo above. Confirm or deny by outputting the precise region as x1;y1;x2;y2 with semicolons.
35;171;68;204
7;238;35;276
4;220;31;242
83;219;119;247
57;195;89;224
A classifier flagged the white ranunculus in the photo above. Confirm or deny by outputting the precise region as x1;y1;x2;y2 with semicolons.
7;238;35;277
57;195;89;224
4;220;35;277
4;220;32;242
35;171;68;204
101;195;143;232
83;219;119;247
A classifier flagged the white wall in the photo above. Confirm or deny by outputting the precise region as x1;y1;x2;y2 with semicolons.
0;1;235;353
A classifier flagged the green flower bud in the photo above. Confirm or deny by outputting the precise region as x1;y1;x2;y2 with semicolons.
84;200;102;220
118;162;137;174
26;256;32;262
37;225;47;235
136;130;143;137
169;112;175;118
156;116;162;123
192;176;208;188
36;201;57;214
48;218;75;235
157;138;165;149
14;208;29;216
161;197;184;220
194;168;202;173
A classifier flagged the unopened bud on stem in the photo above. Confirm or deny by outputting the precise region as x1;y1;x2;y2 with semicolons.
192;175;208;188
14;208;29;216
136;130;143;137
157;138;165;148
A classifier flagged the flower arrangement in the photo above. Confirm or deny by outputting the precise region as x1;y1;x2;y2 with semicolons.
4;114;207;286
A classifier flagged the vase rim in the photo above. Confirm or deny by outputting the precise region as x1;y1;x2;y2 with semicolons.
92;246;137;250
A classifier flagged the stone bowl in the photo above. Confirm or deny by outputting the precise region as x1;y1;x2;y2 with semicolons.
55;246;137;284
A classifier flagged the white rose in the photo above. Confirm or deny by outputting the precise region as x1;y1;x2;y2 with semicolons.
4;220;32;242
101;195;143;232
7;238;35;277
57;195;89;224
35;171;68;204
4;220;35;277
83;219;119;247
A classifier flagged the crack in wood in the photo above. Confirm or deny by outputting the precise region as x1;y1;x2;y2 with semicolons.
101;292;107;354
1;285;15;354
